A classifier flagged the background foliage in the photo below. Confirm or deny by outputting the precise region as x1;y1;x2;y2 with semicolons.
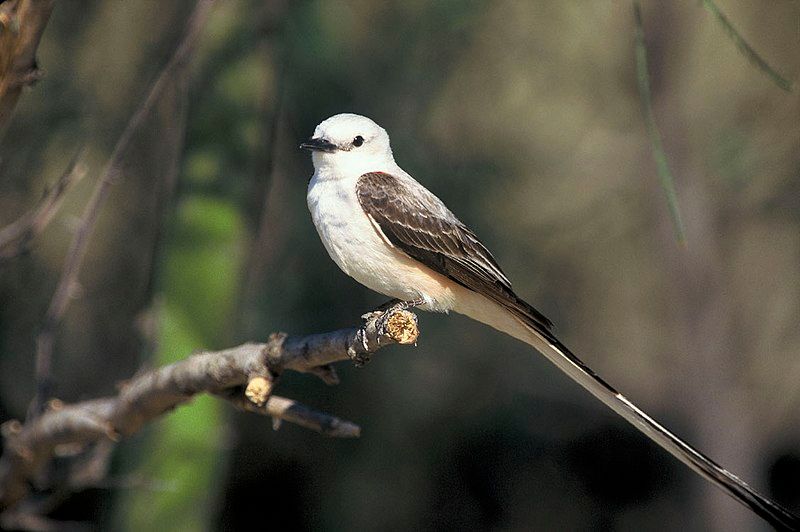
1;1;798;530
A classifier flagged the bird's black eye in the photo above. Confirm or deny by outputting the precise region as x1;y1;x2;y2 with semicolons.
353;135;364;147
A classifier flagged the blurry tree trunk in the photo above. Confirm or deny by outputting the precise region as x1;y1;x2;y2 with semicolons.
0;0;54;136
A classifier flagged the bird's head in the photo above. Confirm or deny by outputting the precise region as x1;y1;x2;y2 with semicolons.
301;113;394;177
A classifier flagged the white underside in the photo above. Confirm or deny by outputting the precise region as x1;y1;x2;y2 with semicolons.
308;170;448;309
307;167;537;348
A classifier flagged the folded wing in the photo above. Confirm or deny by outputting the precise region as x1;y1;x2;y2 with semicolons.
356;171;554;337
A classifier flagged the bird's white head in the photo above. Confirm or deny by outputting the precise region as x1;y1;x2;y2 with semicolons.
301;113;395;178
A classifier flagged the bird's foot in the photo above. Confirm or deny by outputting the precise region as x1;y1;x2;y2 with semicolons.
373;298;403;312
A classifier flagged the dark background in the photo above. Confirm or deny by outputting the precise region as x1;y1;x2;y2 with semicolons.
1;1;799;530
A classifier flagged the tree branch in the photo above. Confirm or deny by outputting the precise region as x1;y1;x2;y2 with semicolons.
0;151;85;261
0;308;419;513
29;0;216;417
0;0;56;135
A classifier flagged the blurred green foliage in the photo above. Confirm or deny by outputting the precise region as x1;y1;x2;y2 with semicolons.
117;196;245;531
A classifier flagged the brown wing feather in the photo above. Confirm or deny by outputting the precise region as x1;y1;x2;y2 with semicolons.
356;171;554;336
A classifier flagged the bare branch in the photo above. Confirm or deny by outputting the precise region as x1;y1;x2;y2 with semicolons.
632;2;687;246
700;0;793;92
0;0;56;135
0;309;419;512
0;151;85;261
29;0;216;417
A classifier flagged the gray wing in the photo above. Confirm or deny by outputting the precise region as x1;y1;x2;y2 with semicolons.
356;171;554;337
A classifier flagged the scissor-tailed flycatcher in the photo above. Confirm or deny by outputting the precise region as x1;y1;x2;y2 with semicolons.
301;113;798;529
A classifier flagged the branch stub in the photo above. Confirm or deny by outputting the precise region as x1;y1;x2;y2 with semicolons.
383;309;418;345
244;376;273;407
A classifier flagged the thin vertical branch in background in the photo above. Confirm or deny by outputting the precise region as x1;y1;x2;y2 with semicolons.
236;16;289;338
632;2;687;245
29;0;216;417
239;65;286;332
138;54;193;311
700;0;793;92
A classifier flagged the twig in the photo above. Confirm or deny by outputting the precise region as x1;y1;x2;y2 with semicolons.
0;511;90;532
0;151;85;261
1;308;420;513
700;0;793;92
29;0;216;417
236;35;288;338
632;2;687;245
239;65;286;318
0;0;56;135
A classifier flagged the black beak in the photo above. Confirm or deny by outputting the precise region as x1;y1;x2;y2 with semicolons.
299;137;337;153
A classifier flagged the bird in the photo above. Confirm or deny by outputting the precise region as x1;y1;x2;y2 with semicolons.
301;112;799;530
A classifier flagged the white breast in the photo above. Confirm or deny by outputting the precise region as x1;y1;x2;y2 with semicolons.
306;174;458;312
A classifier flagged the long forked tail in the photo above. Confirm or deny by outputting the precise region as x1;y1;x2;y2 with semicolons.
524;328;799;530
460;295;800;530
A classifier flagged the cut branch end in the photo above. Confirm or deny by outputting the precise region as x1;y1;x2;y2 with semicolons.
383;310;419;345
244;376;273;407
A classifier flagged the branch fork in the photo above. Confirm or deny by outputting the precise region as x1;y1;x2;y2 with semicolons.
0;307;420;513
